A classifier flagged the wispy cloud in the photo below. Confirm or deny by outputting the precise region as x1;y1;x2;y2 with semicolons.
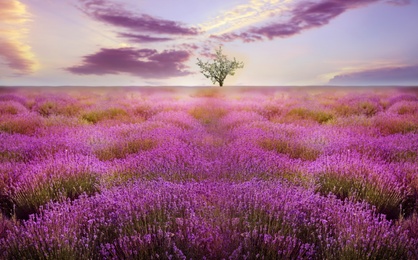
78;0;200;36
329;64;418;85
66;47;192;78
67;0;200;80
200;0;294;35
386;0;411;6
117;33;173;43
211;0;410;42
0;0;38;75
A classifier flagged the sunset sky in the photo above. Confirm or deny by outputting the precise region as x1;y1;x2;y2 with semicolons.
1;0;418;86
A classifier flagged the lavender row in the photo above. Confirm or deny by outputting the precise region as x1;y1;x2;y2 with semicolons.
0;87;417;258
2;180;416;259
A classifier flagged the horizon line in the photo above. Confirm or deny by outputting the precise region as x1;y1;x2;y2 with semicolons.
1;85;418;88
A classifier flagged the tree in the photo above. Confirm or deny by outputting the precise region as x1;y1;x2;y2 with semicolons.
197;46;244;87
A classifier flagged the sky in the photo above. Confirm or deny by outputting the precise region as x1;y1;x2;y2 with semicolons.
0;0;418;87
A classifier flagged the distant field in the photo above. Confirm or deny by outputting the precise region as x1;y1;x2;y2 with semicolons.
0;86;417;259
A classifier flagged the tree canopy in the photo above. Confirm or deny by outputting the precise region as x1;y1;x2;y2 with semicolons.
197;46;244;87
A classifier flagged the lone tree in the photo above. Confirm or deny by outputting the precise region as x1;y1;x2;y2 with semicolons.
197;46;244;87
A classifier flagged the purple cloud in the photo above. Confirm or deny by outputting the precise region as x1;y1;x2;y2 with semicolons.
386;0;411;6
66;48;192;78
177;43;199;51
118;33;172;43
213;0;409;42
0;40;35;75
329;65;418;85
148;50;190;63
249;23;302;40
210;32;263;43
97;14;199;35
78;0;200;36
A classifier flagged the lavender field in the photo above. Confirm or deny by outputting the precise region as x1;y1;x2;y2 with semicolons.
0;87;417;259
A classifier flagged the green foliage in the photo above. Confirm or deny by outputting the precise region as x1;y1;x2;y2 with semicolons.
396;102;418;115
358;101;379;117
316;173;410;219
37;101;81;117
189;106;227;125
0;117;43;135
132;105;154;119
81;108;128;124
37;101;57;117
0;213;12;241
197;46;244;87
12;173;100;219
260;139;321;161
374;116;418;135
191;88;223;98
334;101;380;117
0;105;19;115
95;139;157;161
5;244;79;260
287;108;334;124
0;151;25;162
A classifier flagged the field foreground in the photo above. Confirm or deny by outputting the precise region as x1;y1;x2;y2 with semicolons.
0;86;417;259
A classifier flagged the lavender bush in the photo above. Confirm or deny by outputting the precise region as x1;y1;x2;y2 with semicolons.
0;87;417;259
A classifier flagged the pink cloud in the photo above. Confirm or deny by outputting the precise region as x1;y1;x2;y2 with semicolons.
78;0;200;36
213;0;409;42
177;43;199;51
118;33;172;43
329;65;418;85
210;32;263;43
0;1;37;75
0;40;35;75
148;50;190;63
97;14;199;35
66;48;192;78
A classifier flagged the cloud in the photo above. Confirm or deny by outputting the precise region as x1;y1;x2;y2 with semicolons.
0;0;38;75
78;0;200;36
118;33;173;43
0;40;37;74
66;47;192;78
386;0;411;6
210;32;263;43
199;0;293;35
212;0;409;42
329;65;418;85
177;43;199;51
0;0;29;22
70;1;199;80
97;14;200;35
249;0;363;40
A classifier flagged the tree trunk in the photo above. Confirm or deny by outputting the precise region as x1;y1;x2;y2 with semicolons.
219;81;223;87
